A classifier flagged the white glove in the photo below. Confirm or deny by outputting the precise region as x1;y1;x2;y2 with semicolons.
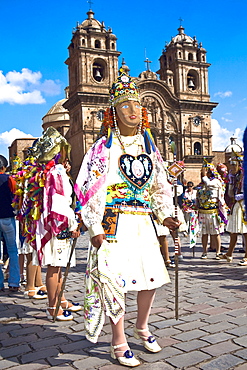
235;194;244;201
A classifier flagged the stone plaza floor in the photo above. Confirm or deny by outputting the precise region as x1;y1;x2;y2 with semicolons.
0;232;247;369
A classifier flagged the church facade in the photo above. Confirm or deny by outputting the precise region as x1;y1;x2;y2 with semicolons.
63;9;218;184
9;9;220;185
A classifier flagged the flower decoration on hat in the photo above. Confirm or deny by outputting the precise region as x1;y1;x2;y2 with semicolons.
100;67;156;154
109;69;140;107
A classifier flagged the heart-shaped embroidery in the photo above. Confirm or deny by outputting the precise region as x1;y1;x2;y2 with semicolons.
119;154;153;190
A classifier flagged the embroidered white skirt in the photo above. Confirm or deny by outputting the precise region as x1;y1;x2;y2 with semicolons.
33;237;76;267
105;213;170;292
226;200;247;234
198;212;224;235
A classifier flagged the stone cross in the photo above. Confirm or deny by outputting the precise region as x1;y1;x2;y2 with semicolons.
144;57;152;71
87;0;93;9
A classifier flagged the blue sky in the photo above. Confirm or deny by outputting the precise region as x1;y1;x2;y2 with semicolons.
0;0;246;159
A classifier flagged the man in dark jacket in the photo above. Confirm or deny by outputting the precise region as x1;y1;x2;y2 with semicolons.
0;155;20;291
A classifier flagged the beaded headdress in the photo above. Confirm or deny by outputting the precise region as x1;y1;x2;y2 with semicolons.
11;154;22;174
29;127;71;163
101;67;156;154
229;150;243;165
109;68;140;107
202;158;214;170
202;158;222;181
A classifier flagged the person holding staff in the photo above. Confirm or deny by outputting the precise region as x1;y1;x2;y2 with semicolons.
75;68;180;367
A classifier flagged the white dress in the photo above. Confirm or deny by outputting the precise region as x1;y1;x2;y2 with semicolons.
226;200;247;233
197;176;224;235
32;164;78;267
83;134;172;292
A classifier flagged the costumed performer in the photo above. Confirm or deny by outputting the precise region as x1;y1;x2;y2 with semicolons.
12;155;47;299
13;128;81;320
196;159;228;259
75;68;180;367
219;151;247;265
182;181;199;248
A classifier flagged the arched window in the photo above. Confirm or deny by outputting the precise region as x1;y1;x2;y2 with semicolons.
187;70;198;90
188;53;193;61
194;142;201;155
95;40;101;49
111;42;115;50
178;51;182;59
92;59;106;82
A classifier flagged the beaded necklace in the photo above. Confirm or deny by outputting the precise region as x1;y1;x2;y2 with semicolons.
111;106;153;193
112;105;142;153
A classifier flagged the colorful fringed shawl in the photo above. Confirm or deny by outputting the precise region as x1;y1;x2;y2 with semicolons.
13;161;69;265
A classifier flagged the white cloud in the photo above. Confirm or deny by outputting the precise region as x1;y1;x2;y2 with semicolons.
0;128;34;147
221;116;233;123
211;118;243;151
214;91;232;98
37;79;62;96
0;68;61;105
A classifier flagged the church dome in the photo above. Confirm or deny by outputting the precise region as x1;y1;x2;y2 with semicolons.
42;99;70;133
45;98;68;116
80;10;105;32
224;137;242;153
168;26;194;47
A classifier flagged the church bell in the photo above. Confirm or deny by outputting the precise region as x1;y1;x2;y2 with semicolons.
188;79;195;88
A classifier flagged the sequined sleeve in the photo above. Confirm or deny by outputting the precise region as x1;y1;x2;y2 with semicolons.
150;157;173;223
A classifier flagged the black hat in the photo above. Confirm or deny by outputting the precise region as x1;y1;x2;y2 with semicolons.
0;155;8;169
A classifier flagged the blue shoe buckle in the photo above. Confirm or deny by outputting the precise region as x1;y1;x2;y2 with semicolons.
63;310;72;317
124;350;134;358
148;336;156;343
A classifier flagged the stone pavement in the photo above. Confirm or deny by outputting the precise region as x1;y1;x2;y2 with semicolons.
0;232;247;370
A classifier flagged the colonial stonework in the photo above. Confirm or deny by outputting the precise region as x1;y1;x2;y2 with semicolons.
42;98;70;136
63;9;121;176
9;138;38;163
61;10;219;183
10;10;225;185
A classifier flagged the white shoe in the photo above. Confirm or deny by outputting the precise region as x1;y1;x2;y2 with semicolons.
24;289;47;300
46;307;73;321
133;327;161;353
110;342;140;367
218;253;233;262
239;258;247;266
61;300;82;312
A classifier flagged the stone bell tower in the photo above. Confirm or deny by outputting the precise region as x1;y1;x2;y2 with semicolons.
64;9;121;176
157;24;218;182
